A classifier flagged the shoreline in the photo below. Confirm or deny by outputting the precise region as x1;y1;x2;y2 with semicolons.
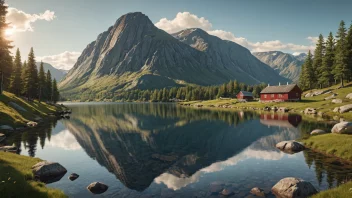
0;151;67;197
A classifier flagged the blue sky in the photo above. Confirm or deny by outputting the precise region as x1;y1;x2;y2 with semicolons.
6;0;352;70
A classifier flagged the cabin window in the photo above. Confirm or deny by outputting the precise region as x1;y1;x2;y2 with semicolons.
279;94;283;98
264;94;267;98
296;93;299;97
271;94;274;98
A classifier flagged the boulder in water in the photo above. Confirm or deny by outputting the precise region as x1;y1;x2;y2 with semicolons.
87;182;109;194
69;173;79;181
276;141;305;153
272;177;318;198
250;187;265;197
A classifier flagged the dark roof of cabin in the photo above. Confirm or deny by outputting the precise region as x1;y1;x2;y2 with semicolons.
260;84;300;94
239;91;253;97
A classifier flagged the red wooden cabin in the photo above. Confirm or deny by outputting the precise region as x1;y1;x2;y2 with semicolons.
236;91;254;101
260;84;302;102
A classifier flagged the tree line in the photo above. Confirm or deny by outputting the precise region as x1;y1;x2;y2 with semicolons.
300;20;352;90
109;81;268;102
8;48;60;102
0;1;59;103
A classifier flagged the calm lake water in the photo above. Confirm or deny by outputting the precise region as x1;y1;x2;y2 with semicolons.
7;103;352;197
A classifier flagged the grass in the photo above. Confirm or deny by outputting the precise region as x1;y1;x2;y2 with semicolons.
310;181;352;198
302;134;352;161
179;82;352;120
0;91;64;127
0;152;67;198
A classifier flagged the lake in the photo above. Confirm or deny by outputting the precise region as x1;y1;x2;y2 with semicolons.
7;103;352;197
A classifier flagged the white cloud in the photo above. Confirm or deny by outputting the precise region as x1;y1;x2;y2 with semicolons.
6;7;56;33
47;129;81;150
292;52;302;56
37;51;81;70
155;12;212;34
155;12;314;53
307;36;319;44
154;148;284;190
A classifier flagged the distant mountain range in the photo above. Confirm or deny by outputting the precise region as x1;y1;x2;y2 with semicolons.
35;62;67;81
58;12;289;99
253;51;306;82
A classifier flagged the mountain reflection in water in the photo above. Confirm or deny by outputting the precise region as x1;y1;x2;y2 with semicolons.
7;103;352;197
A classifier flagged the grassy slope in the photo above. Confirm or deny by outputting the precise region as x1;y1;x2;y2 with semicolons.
180;82;352;120
302;134;352;161
0;152;66;198
0;91;63;127
311;182;352;198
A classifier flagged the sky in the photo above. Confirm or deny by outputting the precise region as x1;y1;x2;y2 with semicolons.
5;0;352;70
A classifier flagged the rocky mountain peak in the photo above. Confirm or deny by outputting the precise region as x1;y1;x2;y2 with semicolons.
59;12;289;100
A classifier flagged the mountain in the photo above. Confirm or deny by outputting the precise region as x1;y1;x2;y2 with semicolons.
35;62;67;81
294;53;307;61
59;12;288;99
252;51;304;82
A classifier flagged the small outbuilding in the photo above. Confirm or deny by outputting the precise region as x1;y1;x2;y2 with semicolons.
260;84;302;102
237;91;254;101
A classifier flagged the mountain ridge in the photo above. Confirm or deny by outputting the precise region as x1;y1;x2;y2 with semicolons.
35;62;66;81
59;12;289;100
253;51;304;82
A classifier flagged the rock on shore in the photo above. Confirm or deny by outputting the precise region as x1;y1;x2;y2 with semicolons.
310;129;326;135
339;104;352;113
32;161;67;183
331;122;352;134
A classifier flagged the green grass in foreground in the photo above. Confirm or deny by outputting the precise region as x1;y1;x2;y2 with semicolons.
311;181;352;198
0;91;63;127
302;134;352;161
0;152;67;198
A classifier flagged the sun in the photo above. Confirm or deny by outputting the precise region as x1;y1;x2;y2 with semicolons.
5;28;14;36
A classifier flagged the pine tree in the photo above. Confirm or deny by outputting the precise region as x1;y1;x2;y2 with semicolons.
24;48;38;100
314;34;325;88
38;61;46;101
346;22;352;80
52;79;60;103
46;70;52;101
227;80;234;97
333;20;349;87
299;50;314;90
9;48;22;95
0;1;12;94
21;61;27;95
321;32;335;87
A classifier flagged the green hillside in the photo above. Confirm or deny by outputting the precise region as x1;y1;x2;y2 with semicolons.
0;91;64;128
